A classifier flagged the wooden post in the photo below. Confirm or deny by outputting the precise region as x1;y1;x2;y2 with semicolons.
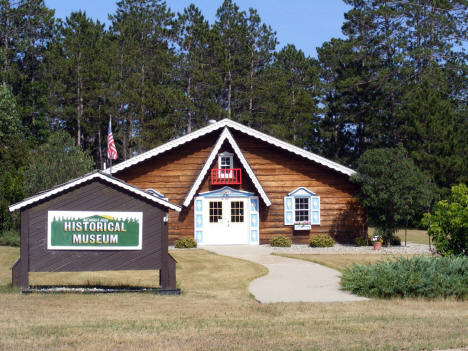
12;210;29;288
159;211;172;289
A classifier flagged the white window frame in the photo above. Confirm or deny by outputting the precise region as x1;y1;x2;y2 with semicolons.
218;152;233;178
294;196;310;224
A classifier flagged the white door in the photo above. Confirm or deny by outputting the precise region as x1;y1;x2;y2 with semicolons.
203;197;249;245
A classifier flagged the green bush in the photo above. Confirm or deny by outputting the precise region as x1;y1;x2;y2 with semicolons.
269;235;291;247
309;234;334;247
174;237;197;249
0;229;20;247
355;236;370;246
422;184;467;256
342;255;468;299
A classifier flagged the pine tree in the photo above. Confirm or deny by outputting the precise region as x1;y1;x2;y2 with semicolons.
175;4;222;133
47;11;107;149
109;0;176;155
0;0;55;142
268;45;321;149
213;0;249;120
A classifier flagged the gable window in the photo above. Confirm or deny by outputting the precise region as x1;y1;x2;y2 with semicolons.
218;152;233;178
284;187;320;228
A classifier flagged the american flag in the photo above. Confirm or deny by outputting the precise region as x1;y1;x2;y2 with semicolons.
107;118;118;160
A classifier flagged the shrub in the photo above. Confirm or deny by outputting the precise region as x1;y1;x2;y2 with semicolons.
355;236;370;246
0;229;20;247
269;235;291;247
342;255;468;299
309;234;334;247
390;235;401;246
422;184;467;256
174;237;197;249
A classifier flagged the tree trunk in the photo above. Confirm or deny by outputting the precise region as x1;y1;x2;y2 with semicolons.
249;46;255;125
227;68;232;119
2;6;9;88
119;52;127;160
187;75;192;133
76;52;83;146
98;125;102;169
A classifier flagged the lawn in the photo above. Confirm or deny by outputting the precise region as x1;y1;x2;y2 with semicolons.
0;246;467;351
369;227;430;245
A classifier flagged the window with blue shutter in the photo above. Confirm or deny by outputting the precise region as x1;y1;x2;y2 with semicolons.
284;196;294;225
194;198;203;243
250;197;259;244
284;188;320;226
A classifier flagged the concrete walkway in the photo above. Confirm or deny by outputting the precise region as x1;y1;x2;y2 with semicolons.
203;245;368;303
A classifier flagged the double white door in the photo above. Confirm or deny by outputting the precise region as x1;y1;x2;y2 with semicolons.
203;197;249;245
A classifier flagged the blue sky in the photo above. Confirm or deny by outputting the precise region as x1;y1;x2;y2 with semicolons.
43;0;352;58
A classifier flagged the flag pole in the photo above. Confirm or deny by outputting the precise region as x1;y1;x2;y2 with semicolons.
109;116;112;176
107;115;118;176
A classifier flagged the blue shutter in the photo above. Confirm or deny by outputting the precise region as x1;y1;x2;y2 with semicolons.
194;198;203;243
284;196;294;225
311;196;320;225
250;197;259;244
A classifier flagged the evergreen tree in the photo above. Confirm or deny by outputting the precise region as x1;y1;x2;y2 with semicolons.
47;11;106;148
213;0;249;120
267;45;321;149
175;4;222;133
242;8;277;128
0;85;27;233
0;0;55;143
109;0;176;156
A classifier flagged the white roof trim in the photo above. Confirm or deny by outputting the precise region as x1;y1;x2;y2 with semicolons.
9;172;181;212
288;187;316;197
103;120;233;174
104;118;355;176
183;128;271;207
222;119;356;176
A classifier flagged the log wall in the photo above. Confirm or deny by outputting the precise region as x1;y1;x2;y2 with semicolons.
118;130;366;244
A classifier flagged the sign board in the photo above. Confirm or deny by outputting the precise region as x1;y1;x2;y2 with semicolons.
47;211;143;250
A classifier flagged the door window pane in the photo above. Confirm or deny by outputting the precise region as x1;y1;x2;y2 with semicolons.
231;201;244;223
209;201;222;223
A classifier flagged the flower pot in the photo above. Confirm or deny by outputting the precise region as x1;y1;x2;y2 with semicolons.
372;241;382;250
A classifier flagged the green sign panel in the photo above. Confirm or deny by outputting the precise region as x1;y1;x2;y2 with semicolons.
47;211;143;250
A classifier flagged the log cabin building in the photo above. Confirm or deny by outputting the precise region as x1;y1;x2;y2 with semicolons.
106;119;366;245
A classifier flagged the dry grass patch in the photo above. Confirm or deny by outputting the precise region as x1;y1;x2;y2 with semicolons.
274;253;415;272
369;227;430;245
0;246;19;286
0;247;466;351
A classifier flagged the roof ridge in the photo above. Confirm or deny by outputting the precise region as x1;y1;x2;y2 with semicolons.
104;118;355;177
9;171;181;212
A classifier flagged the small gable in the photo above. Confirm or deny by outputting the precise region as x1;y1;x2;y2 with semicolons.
288;187;316;197
199;186;255;198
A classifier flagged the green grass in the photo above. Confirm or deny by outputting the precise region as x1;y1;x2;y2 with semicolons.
0;246;466;351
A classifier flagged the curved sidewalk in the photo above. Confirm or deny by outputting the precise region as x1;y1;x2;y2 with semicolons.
203;245;368;303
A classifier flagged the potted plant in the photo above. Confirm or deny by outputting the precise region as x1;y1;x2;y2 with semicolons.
294;220;311;230
371;234;383;250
